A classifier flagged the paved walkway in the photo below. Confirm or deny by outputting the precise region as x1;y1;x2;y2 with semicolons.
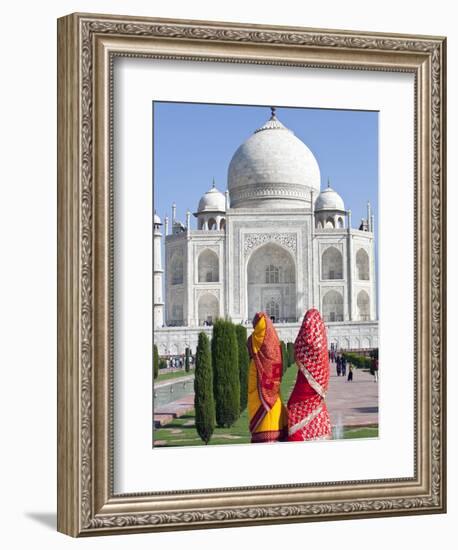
154;393;194;428
326;363;378;428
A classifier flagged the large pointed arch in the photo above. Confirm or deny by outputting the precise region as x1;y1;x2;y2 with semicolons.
246;242;296;323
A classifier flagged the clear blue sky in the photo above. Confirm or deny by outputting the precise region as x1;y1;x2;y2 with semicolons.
153;102;378;229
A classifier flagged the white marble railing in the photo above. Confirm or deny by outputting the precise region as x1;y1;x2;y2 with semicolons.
154;321;378;356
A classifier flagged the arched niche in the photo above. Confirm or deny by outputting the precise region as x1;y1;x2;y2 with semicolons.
322;289;344;322
168;299;184;326
356;248;370;280
362;336;371;348
198;249;219;282
357;289;370;321
198;293;219;325
341;337;350;350
170;254;184;285
322;246;343;280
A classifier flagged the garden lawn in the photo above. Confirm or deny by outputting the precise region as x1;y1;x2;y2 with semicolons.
342;426;378;439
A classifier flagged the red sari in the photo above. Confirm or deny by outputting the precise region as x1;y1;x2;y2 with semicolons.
287;309;332;441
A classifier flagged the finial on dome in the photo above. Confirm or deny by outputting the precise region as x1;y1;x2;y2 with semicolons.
212;177;216;189
254;107;288;133
327;177;331;188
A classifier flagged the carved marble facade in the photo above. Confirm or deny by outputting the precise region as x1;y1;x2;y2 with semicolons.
155;108;378;354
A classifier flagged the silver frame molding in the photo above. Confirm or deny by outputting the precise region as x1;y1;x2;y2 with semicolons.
57;12;446;537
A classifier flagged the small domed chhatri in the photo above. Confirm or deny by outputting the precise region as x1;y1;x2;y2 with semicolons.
194;180;227;231
315;183;345;211
196;180;226;213
315;180;347;229
154;212;162;225
228;107;321;209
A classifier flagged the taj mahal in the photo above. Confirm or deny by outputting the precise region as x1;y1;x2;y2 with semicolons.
153;108;378;357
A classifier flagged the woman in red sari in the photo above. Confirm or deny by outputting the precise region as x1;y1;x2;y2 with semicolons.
287;308;332;441
247;312;288;443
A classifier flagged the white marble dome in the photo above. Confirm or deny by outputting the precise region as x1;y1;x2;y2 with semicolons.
227;109;321;209
315;185;345;211
197;183;226;213
154;212;162;224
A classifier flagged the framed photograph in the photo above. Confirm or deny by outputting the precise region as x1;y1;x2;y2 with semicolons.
57;13;446;536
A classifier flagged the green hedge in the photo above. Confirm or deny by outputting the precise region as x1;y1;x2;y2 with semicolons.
342;352;372;369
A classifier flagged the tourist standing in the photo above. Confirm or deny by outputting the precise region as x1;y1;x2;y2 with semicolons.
336;354;342;376
341;355;347;377
373;356;379;382
347;362;353;382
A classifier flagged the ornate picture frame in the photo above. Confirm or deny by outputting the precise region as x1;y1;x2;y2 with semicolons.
57;13;446;536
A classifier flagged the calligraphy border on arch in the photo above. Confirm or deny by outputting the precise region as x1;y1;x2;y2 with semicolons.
57;13;446;536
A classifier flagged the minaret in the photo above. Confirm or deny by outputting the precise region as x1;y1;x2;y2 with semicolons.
186;209;191;232
347;209;353;321
153;212;164;328
225;190;230;210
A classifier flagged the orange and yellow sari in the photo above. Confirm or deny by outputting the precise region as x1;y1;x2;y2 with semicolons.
247;313;288;443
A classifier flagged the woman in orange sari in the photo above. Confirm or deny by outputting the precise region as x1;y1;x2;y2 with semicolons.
247;312;288;443
287;308;332;441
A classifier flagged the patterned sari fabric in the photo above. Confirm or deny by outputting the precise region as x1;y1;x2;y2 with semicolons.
247;313;288;443
287;309;332;441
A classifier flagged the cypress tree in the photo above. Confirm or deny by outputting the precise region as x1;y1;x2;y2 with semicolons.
235;324;250;413
287;342;295;367
153;344;159;379
185;347;191;373
212;319;240;427
280;340;288;374
194;332;215;444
